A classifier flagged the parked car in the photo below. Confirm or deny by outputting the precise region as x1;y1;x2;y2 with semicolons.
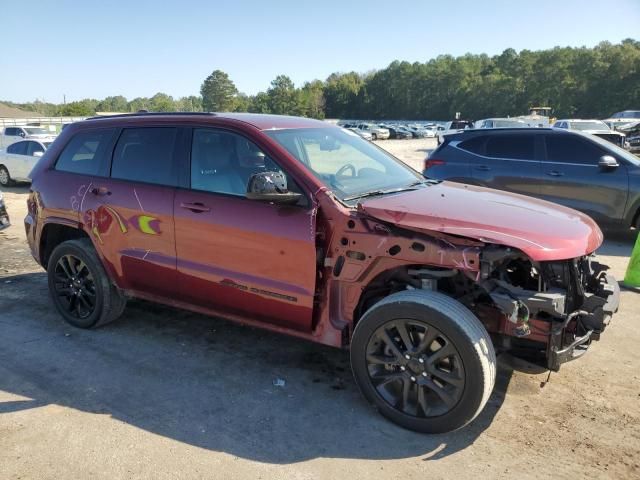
348;127;373;141
425;127;640;230
407;125;435;138
618;121;640;153
0;140;52;186
436;120;474;145
0;192;9;230
26;113;618;434
386;126;412;139
553;119;626;147
0;126;56;149
474;118;529;129
355;123;390;140
603;110;640;130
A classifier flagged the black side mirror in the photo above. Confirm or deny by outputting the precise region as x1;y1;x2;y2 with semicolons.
598;155;619;169
19;131;26;137
246;171;302;205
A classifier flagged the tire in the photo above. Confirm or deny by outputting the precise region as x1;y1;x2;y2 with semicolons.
350;289;496;433
47;238;126;329
371;133;377;140
0;166;13;186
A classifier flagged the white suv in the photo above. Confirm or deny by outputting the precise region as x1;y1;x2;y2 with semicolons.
356;123;390;140
0;126;57;148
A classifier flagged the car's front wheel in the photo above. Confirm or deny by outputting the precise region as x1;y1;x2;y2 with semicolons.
350;290;496;433
47;238;126;329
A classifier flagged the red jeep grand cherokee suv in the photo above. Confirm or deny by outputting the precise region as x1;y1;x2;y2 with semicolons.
25;113;619;433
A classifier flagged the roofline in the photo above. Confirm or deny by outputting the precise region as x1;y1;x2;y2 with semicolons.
86;111;216;120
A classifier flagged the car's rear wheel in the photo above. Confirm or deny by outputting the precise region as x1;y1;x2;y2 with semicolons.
371;133;377;140
0;166;13;186
350;290;496;433
47;238;126;328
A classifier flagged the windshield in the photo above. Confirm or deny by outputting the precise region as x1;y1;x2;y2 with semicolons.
571;121;609;131
266;127;423;201
24;127;49;135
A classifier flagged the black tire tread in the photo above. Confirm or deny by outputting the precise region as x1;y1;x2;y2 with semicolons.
47;238;126;328
351;289;496;432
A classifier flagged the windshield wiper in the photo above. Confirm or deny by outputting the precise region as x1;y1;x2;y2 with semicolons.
344;181;427;201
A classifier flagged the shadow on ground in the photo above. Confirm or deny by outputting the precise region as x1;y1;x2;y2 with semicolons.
0;271;517;464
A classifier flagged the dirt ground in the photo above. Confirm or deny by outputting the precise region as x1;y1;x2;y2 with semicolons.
0;138;638;480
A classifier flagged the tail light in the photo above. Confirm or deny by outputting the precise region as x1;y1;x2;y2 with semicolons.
424;158;445;171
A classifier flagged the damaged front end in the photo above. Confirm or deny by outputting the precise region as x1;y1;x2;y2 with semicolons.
475;248;620;371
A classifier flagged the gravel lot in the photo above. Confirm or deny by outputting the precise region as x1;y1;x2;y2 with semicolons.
0;138;638;479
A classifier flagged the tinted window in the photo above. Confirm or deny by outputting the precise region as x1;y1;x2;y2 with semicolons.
545;135;604;164
5;128;18;136
7;141;27;155
26;141;45;156
191;128;284;196
111;128;178;186
485;134;535;160
458;136;486;154
56;128;116;175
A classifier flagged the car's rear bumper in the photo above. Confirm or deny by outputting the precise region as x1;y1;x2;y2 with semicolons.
547;272;620;371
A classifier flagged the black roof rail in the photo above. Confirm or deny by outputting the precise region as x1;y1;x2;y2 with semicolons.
86;112;216;120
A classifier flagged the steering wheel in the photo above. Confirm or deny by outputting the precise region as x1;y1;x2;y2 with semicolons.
336;164;356;178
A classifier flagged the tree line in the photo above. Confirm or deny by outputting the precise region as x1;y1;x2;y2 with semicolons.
4;39;638;120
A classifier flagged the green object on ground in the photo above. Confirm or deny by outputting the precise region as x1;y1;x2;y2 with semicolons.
624;232;640;288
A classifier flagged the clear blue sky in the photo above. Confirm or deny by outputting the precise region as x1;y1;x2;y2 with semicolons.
2;0;639;103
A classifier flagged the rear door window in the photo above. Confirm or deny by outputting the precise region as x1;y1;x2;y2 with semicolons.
458;136;486;154
7;141;27;155
56;128;117;175
485;134;535;160
111;128;178;186
544;135;604;165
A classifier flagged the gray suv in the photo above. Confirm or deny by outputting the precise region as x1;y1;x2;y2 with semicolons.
425;128;640;230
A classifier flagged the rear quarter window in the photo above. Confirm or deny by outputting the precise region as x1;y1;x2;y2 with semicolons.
485;134;535;160
7;141;27;155
458;136;486;154
55;128;117;175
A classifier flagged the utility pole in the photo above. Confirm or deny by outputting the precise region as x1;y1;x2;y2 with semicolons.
63;94;66;105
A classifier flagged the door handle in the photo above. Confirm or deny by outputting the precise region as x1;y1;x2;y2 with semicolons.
546;171;564;177
475;165;491;171
180;202;211;213
90;186;111;196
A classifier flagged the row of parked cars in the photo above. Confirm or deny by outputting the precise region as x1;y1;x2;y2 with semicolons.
339;122;442;140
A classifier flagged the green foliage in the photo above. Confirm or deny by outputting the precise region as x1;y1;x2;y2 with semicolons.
267;75;299;115
200;69;238;112
56;99;98;116
95;95;128;113
3;41;638;120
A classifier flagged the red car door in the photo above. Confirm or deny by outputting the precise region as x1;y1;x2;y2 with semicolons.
80;127;179;299
173;127;317;332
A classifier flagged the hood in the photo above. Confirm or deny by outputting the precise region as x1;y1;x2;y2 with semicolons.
584;129;624;136
359;182;603;261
